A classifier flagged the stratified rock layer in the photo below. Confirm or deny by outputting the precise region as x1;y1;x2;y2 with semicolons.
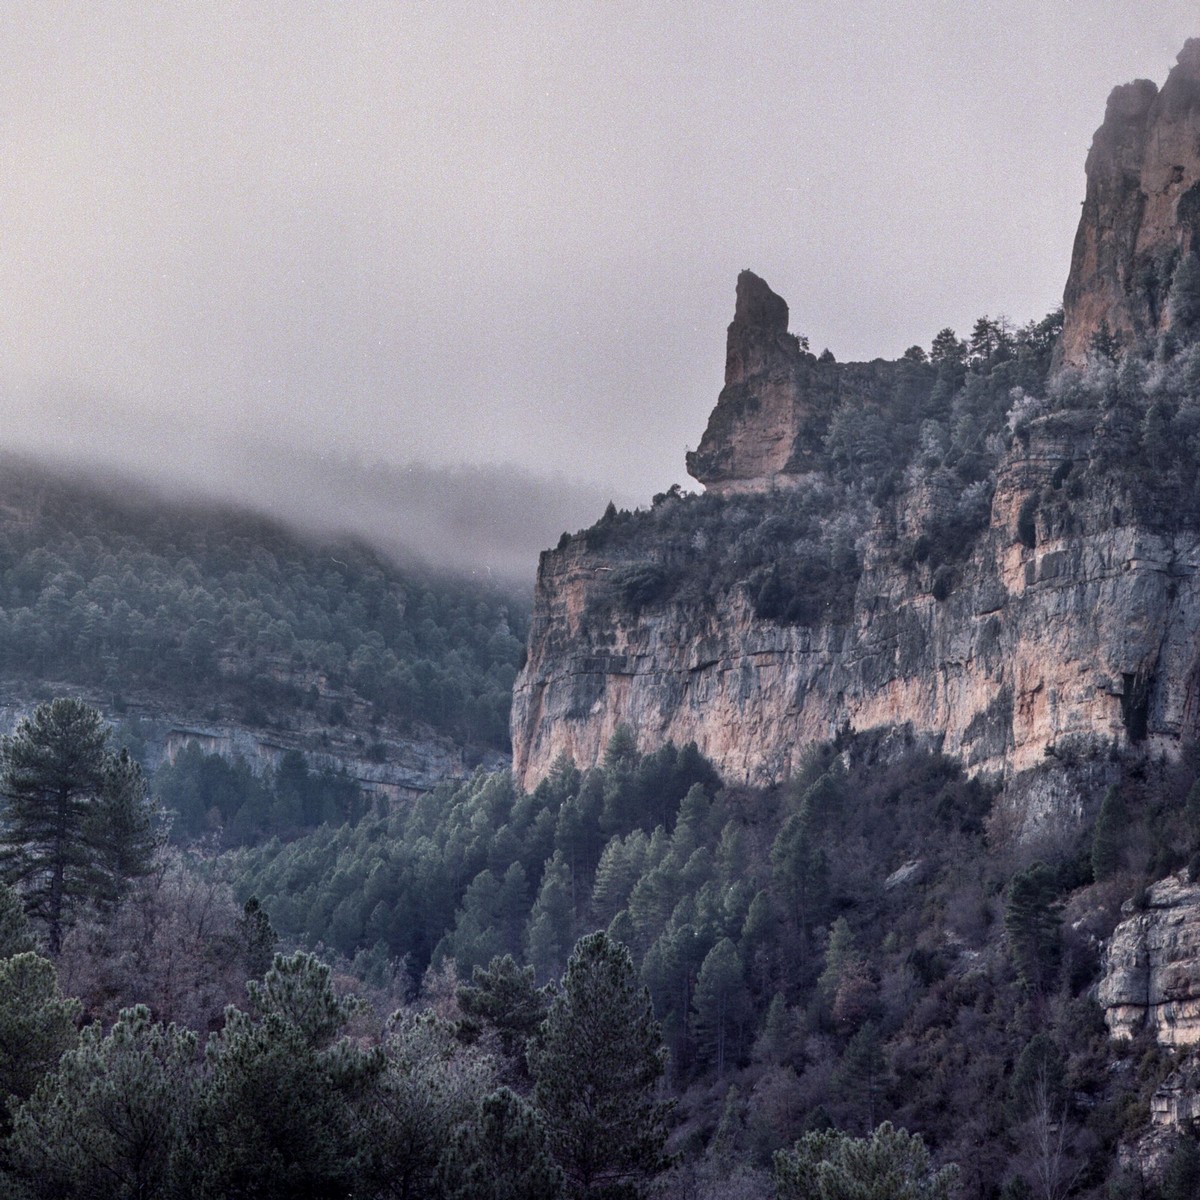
1058;39;1200;366
512;405;1200;795
1100;874;1200;1046
512;43;1200;802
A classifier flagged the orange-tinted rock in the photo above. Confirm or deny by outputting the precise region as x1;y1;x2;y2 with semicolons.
685;271;828;493
1058;40;1200;366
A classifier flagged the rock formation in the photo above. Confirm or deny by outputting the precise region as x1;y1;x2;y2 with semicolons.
1058;38;1200;366
684;271;827;493
1100;873;1200;1046
511;43;1200;812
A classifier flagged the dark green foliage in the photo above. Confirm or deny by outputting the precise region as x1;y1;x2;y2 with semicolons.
0;458;527;752
0;953;79;1136
198;951;382;1199
438;1087;563;1200
90;749;158;908
4;1005;198;1200
354;1010;496;1200
1170;251;1200;334
774;1122;959;1200
0;699;154;951
235;897;278;980
1091;785;1127;882
1162;1133;1200;1200
229;736;717;980
0;884;35;959
457;954;550;1081
157;743;368;846
1004;862;1061;992
530;932;673;1199
691;937;751;1078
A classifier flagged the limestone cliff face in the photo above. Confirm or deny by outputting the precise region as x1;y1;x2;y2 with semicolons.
1100;874;1200;1047
1058;39;1200;366
512;396;1200;796
685;271;828;493
512;43;1200;803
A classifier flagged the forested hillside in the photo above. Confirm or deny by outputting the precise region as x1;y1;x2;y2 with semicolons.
222;723;1200;1200
0;454;528;752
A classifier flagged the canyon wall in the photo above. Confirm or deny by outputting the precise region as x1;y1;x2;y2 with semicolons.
511;45;1200;806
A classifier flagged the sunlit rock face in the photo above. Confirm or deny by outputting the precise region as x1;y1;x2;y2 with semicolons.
511;368;1200;798
1100;874;1200;1047
1058;39;1200;367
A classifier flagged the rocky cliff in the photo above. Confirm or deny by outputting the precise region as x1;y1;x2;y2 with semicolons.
1100;873;1200;1046
512;44;1200;808
1058;38;1200;366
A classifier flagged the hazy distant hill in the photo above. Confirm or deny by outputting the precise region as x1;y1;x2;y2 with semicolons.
0;452;530;809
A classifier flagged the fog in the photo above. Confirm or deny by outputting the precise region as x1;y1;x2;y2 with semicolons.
0;3;1196;577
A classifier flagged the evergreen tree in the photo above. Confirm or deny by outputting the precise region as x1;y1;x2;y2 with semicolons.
198;952;382;1199
4;1005;199;1200
0;883;36;959
1162;1134;1200;1200
691;937;750;1078
530;931;674;1199
1004;862;1061;992
355;1010;497;1200
774;1121;959;1200
438;1086;563;1200
527;851;576;983
0;952;79;1135
0;699;155;951
1090;785;1127;882
0;699;109;952
89;748;158;910
457;953;550;1083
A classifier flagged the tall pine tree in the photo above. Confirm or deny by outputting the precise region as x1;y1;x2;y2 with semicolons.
0;700;155;950
530;931;673;1199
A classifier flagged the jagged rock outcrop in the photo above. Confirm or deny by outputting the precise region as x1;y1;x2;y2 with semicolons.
1058;39;1200;366
511;43;1200;807
685;271;827;493
1099;873;1200;1046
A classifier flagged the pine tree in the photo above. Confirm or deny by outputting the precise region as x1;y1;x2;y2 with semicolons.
0;699;109;952
1004;862;1061;992
0;700;156;951
0;952;79;1135
457;953;549;1082
774;1122;959;1200
438;1086;563;1200
199;952;382;1199
1090;786;1126;883
3;1005;198;1200
691;937;750;1078
530;931;674;1199
89;748;158;910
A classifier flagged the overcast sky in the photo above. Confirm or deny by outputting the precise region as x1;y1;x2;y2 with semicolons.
1;2;1197;514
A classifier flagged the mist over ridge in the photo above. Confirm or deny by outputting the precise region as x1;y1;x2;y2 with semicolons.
0;391;629;586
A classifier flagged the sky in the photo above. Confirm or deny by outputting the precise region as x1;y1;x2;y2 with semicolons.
0;2;1197;567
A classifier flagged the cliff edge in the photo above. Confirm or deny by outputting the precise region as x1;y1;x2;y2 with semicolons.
512;44;1200;820
1058;39;1200;366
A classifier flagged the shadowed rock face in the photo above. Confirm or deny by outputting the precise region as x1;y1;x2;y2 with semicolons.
1058;39;1200;367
